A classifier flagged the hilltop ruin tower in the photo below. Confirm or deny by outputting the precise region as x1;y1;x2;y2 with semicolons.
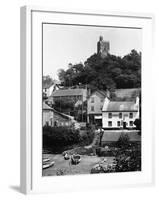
97;36;110;58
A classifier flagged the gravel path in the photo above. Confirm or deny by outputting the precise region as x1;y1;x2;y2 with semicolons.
42;154;114;176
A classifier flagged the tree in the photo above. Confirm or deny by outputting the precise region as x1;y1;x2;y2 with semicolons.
57;49;141;91
43;75;53;86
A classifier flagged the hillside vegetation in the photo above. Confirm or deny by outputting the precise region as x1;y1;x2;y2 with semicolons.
58;49;141;91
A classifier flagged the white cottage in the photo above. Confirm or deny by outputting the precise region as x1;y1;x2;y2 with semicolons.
102;97;140;129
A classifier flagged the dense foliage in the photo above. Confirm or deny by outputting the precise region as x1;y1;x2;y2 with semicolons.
43;126;81;149
43;126;95;153
43;75;53;86
116;133;130;148
115;143;141;172
58;50;141;91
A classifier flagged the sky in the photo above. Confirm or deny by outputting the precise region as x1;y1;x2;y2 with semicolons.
43;24;142;80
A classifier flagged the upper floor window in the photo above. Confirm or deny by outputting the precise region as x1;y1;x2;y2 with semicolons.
108;113;112;118
101;98;104;103
129;112;133;118
119;113;122;119
91;106;94;111
91;97;94;103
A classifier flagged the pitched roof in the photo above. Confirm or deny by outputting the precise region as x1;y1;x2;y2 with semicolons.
113;88;141;100
103;101;137;112
43;102;74;120
51;88;87;97
43;102;54;110
43;82;54;89
102;131;141;142
88;90;108;99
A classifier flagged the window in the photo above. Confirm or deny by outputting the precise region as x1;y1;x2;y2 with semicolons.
91;97;94;103
119;113;122;119
91;106;94;111
101;99;104;103
117;121;120;127
129;121;134;126
129;112;133;118
108;121;112;127
108;113;112;118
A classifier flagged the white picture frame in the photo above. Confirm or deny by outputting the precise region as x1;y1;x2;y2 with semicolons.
20;6;154;194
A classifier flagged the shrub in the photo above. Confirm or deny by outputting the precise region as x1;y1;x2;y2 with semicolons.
116;133;130;148
56;168;68;176
79;129;95;146
134;118;141;135
43;126;81;148
115;143;141;172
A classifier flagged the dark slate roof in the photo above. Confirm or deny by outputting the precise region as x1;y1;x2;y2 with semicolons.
114;88;141;99
43;102;74;120
51;88;87;97
102;131;141;142
97;90;108;97
104;101;137;112
87;90;108;100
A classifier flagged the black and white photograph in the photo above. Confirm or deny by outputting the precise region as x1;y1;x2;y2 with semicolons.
42;24;141;176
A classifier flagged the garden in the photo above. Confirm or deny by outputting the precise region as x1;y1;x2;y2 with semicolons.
43;126;141;176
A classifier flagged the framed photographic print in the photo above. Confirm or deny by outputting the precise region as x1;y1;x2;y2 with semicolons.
20;6;154;194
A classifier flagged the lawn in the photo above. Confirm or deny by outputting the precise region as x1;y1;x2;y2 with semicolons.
42;154;114;176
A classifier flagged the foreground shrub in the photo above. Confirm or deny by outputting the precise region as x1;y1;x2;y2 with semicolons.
115;143;141;172
90;162;116;174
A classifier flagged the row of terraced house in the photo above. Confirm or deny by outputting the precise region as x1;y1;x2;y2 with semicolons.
43;81;140;129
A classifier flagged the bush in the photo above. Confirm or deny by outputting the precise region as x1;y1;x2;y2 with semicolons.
115;143;141;172
96;147;119;157
116;133;130;148
79;129;95;146
134;118;141;135
43;126;81;148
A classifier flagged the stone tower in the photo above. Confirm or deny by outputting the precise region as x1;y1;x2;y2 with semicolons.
97;36;110;58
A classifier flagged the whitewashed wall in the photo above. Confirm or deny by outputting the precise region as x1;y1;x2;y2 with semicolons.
102;111;138;128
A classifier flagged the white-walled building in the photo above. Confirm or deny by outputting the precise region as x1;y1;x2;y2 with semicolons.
102;97;140;129
43;80;60;99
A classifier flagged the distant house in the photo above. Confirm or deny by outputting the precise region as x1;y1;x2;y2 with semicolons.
87;90;110;125
51;88;87;103
43;102;77;127
43;82;54;98
43;81;60;99
111;88;141;101
102;97;140;129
